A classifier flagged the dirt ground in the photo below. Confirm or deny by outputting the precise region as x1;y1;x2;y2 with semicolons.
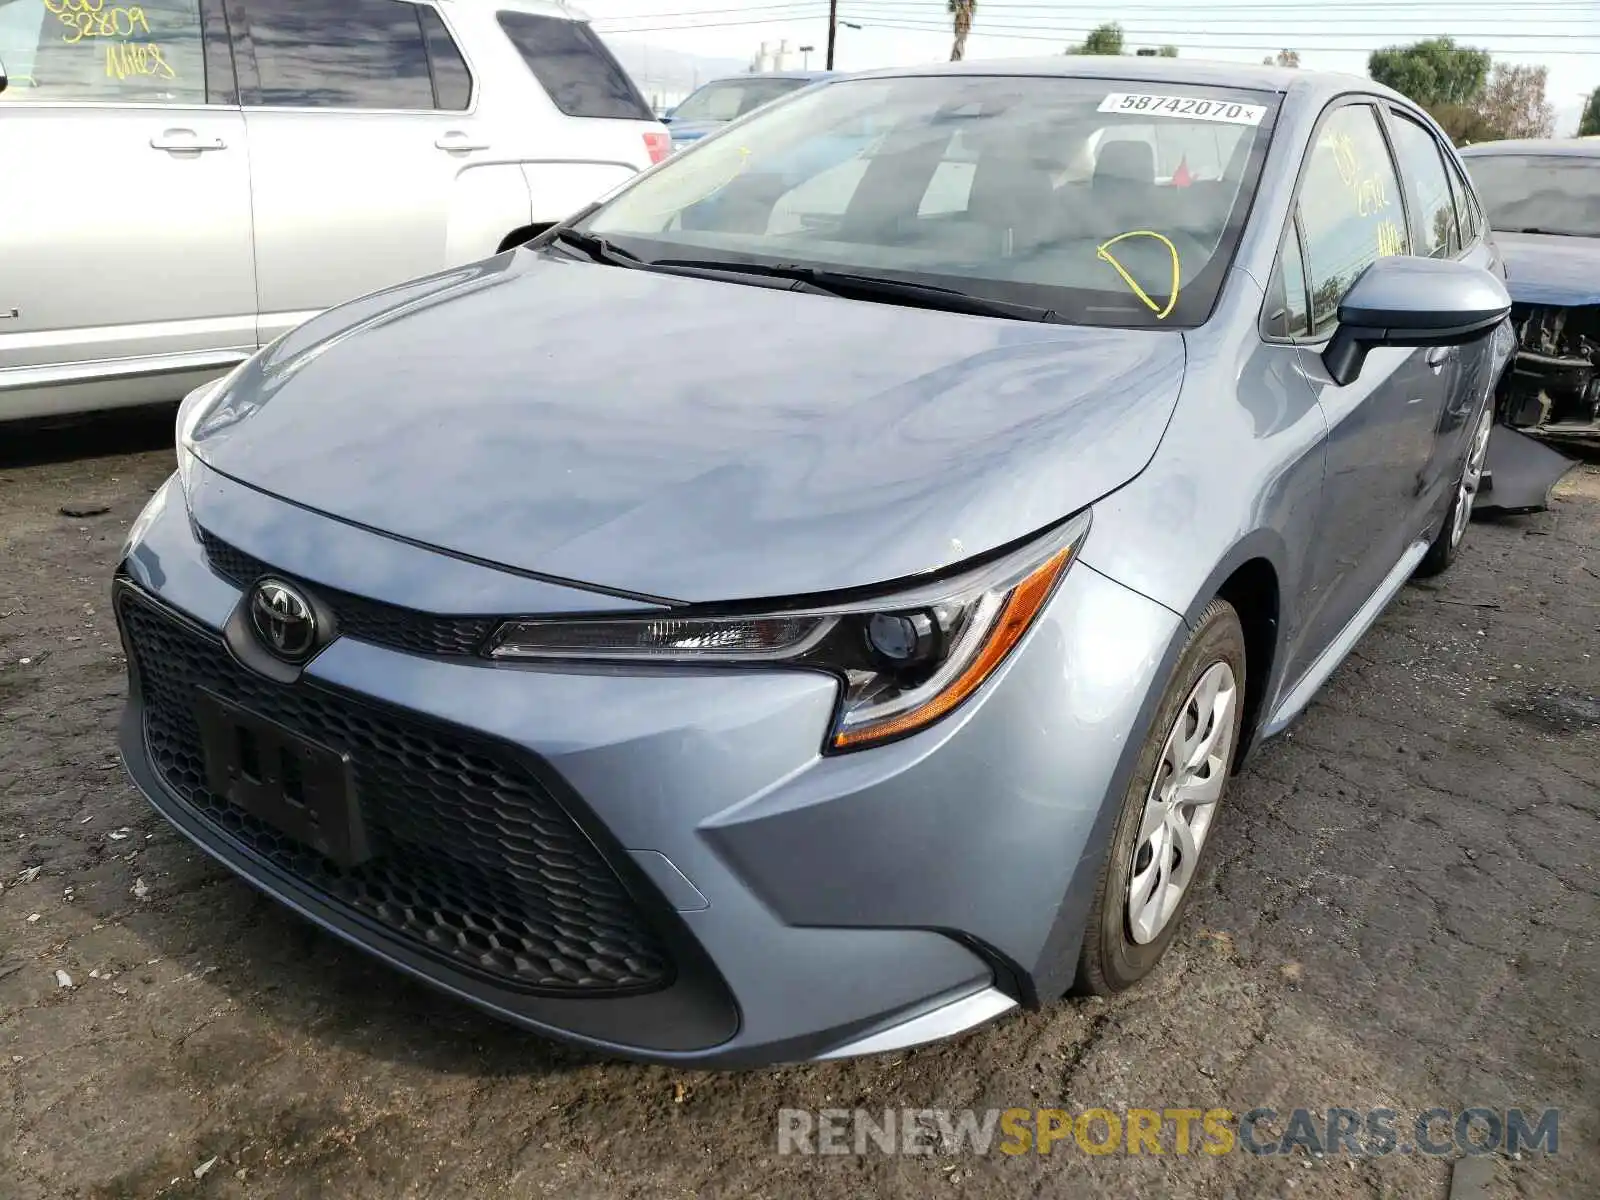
1;409;1596;1200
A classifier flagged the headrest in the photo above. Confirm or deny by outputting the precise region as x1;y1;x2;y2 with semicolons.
1095;140;1156;186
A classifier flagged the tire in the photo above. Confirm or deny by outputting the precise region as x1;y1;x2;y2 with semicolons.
1074;598;1247;996
1415;397;1494;579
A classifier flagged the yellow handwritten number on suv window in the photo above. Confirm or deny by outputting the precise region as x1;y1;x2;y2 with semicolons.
1096;231;1182;320
59;6;152;44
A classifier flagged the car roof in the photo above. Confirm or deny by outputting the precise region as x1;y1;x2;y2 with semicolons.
445;0;589;19
700;71;835;84
1458;138;1600;158
840;55;1394;100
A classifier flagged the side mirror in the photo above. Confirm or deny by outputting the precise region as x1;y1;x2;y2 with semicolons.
1323;256;1510;386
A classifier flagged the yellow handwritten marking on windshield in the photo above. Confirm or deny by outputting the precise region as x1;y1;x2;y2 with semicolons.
1096;231;1181;319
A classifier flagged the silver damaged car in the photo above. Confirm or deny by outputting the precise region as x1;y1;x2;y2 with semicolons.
115;59;1514;1065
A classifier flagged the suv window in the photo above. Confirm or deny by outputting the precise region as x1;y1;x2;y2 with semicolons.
1388;111;1459;257
0;0;207;104
418;5;470;111
245;0;435;110
496;11;651;120
1297;103;1409;336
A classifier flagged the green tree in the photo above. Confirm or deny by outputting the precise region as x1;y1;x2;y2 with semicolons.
1067;22;1124;55
948;0;975;62
1262;49;1300;68
1158;44;1178;57
1368;37;1490;108
1431;103;1505;145
1476;63;1555;140
1580;85;1600;137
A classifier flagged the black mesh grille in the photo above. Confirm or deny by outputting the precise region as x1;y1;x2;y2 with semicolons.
119;587;674;995
197;528;496;658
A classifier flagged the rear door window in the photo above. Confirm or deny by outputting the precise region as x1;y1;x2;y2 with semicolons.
0;0;207;104
495;11;651;120
1387;111;1459;257
243;0;435;110
1447;158;1486;243
418;4;470;111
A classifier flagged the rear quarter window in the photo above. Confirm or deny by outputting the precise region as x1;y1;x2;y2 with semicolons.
496;11;651;120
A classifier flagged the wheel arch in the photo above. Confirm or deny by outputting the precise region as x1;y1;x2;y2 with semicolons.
1183;532;1289;766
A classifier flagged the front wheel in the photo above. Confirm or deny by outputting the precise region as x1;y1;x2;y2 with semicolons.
1074;599;1247;995
1415;399;1493;579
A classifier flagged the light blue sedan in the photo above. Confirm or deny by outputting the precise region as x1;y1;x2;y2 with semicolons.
117;58;1512;1066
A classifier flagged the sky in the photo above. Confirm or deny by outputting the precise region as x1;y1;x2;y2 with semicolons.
583;0;1599;132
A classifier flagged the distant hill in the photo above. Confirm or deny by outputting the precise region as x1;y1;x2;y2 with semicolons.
603;37;747;108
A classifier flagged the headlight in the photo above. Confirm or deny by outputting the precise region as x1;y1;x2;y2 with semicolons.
489;511;1091;752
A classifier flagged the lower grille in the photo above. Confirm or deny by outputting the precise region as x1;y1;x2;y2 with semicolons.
118;586;673;995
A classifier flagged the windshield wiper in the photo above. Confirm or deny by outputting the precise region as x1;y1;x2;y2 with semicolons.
546;227;642;267
1500;227;1586;237
646;258;1059;321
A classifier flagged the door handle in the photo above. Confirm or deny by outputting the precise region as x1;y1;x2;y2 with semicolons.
150;131;227;152
435;133;490;153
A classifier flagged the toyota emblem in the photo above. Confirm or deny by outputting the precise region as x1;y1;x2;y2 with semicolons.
249;579;317;661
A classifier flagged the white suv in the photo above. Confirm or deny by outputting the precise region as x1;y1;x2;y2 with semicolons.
0;0;668;421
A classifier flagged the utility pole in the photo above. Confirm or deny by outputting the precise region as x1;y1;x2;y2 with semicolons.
826;0;837;69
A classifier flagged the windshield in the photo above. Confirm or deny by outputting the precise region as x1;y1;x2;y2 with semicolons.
672;76;814;123
1464;154;1600;238
583;75;1278;328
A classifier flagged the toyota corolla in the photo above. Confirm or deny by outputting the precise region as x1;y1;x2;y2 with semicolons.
116;59;1513;1066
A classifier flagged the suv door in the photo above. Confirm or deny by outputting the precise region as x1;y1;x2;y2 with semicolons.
0;0;255;421
1288;100;1448;661
229;0;486;344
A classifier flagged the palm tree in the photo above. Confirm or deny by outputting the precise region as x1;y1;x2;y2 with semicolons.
949;0;975;62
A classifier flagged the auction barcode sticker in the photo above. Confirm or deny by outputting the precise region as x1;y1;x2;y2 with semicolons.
1098;93;1267;125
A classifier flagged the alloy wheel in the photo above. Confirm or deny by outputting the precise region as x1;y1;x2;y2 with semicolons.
1450;405;1494;549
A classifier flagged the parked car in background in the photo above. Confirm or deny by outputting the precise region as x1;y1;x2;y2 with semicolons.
117;60;1512;1066
661;70;829;150
0;0;669;423
1459;139;1600;446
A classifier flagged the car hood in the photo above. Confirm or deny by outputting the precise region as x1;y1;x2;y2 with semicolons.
191;252;1186;605
1495;232;1600;306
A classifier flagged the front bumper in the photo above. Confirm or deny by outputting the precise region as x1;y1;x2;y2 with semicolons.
114;463;1183;1066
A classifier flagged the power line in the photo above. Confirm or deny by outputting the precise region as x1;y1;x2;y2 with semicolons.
838;17;1600;38
593;0;1596;12
598;18;1600;51
821;16;1600;52
840;7;1595;29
